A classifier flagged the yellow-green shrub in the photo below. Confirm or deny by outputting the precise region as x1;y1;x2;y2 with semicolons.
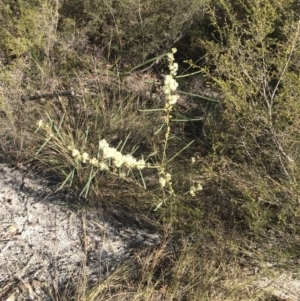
190;0;300;233
0;0;58;61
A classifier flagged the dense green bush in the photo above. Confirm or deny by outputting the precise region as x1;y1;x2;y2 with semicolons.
189;0;300;233
59;0;206;66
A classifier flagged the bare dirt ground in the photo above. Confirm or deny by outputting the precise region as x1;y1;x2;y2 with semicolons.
0;163;160;300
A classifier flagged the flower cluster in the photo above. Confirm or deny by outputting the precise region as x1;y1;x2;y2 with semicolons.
36;119;53;138
167;48;178;76
163;48;179;108
68;139;146;171
99;139;146;169
189;182;203;197
159;171;174;194
156;48;181;195
163;75;178;95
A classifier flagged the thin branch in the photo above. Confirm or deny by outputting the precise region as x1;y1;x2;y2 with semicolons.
270;20;300;103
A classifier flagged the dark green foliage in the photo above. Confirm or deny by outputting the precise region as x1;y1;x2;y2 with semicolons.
59;0;204;66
